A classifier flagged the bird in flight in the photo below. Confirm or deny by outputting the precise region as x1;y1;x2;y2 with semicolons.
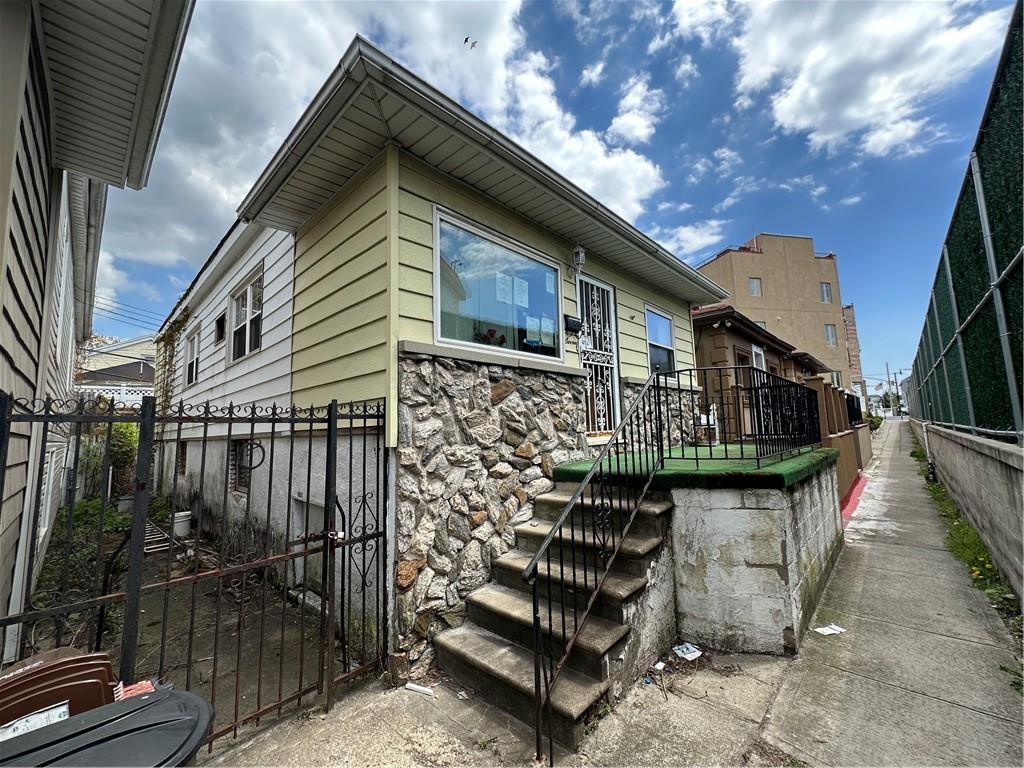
463;36;470;44
471;40;478;49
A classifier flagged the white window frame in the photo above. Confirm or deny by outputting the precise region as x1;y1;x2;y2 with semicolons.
820;281;833;304
751;342;767;371
754;320;767;329
644;305;676;374
824;323;838;347
748;277;762;297
432;207;565;364
184;326;200;386
229;269;264;363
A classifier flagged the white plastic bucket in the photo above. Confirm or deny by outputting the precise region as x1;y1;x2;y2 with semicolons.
172;510;192;538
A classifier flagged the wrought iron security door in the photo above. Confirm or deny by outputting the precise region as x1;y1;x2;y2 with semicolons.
577;276;619;433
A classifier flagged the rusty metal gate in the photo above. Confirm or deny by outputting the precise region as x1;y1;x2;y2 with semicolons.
0;392;388;746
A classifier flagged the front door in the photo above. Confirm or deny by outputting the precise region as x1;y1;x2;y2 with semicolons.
578;275;619;434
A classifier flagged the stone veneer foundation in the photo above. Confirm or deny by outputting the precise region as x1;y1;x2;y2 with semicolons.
394;347;590;671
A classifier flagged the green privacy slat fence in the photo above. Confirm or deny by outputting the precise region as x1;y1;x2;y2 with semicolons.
908;7;1022;440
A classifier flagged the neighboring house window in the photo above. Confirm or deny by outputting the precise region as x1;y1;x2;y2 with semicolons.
232;273;263;361
437;216;560;359
215;313;227;344
820;282;833;304
751;343;767;371
185;329;200;385
754;320;767;329
175;444;187;476
736;350;751;367
748;277;762;297
645;308;675;372
824;323;838;347
831;371;843;387
230;439;251;493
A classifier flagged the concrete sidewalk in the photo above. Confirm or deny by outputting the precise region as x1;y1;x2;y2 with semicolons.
764;420;1022;766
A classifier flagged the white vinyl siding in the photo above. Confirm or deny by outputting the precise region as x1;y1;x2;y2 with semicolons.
164;226;294;438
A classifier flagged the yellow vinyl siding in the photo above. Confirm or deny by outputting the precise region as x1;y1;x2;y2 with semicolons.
291;156;389;406
395;153;582;365
392;150;695;378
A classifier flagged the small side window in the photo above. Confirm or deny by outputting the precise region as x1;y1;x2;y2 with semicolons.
820;282;833;304
748;277;762;297
229;439;251;493
185;329;200;385
175;444;187;476
215;313;226;344
824;323;838;347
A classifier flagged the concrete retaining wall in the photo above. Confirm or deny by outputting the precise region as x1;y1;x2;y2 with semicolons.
823;430;859;501
855;423;872;469
670;459;843;654
909;420;1023;597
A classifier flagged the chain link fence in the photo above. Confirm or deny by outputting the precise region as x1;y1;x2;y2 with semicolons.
908;7;1022;441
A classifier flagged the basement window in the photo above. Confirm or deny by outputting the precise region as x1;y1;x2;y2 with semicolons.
229;439;251;493
175;444;187;476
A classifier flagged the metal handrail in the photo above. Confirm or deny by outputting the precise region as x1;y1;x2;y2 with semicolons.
523;370;666;764
522;366;821;764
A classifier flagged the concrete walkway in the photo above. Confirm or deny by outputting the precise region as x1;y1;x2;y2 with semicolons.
764;419;1022;766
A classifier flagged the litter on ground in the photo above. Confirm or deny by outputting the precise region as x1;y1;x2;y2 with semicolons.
404;682;435;697
673;643;702;661
812;623;847;636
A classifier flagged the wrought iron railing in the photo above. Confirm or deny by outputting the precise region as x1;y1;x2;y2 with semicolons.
522;366;820;763
845;392;865;426
658;366;821;468
522;371;665;764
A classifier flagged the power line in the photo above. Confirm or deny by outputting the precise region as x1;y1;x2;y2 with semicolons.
93;308;160;332
94;295;167;321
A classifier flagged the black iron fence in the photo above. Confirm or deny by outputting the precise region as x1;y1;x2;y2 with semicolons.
846;392;864;426
522;366;819;763
0;392;387;747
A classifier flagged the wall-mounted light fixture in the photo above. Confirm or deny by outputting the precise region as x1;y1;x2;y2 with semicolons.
572;244;586;275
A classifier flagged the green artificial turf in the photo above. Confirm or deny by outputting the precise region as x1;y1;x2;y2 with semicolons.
553;445;838;490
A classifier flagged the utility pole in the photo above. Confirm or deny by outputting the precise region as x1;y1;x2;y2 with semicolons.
885;362;892;417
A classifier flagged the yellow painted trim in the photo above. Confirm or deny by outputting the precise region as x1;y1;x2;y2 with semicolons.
385;143;400;447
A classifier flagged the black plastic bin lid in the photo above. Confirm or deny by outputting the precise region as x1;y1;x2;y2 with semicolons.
0;690;213;767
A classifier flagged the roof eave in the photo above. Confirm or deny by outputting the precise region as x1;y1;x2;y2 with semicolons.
124;0;196;190
238;36;729;306
69;174;107;342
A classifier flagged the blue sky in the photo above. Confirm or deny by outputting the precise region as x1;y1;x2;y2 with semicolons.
95;0;1014;389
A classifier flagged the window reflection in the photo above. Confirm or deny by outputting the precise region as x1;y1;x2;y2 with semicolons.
439;219;560;358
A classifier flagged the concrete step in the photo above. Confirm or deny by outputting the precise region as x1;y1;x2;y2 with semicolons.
533;489;673;537
514;518;663;577
435;623;609;750
491;551;648;623
466;583;630;680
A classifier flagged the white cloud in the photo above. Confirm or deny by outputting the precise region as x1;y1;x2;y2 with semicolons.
778;174;815;192
810;184;828;200
669;0;731;46
607;74;666;146
674;54;699;87
713;147;742;177
730;0;1011;156
712;175;761;212
580;60;605;87
687;157;713;185
652;218;730;257
839;195;863;206
657;201;694;213
509;53;665;221
103;0;673;286
95;251;128;302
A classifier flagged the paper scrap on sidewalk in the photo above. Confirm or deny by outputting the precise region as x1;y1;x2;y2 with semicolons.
404;682;435;697
653;661;666;672
673;643;702;661
812;623;847;636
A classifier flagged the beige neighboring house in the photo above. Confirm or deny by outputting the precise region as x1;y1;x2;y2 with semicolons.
696;233;866;398
77;335;157;404
0;0;192;656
